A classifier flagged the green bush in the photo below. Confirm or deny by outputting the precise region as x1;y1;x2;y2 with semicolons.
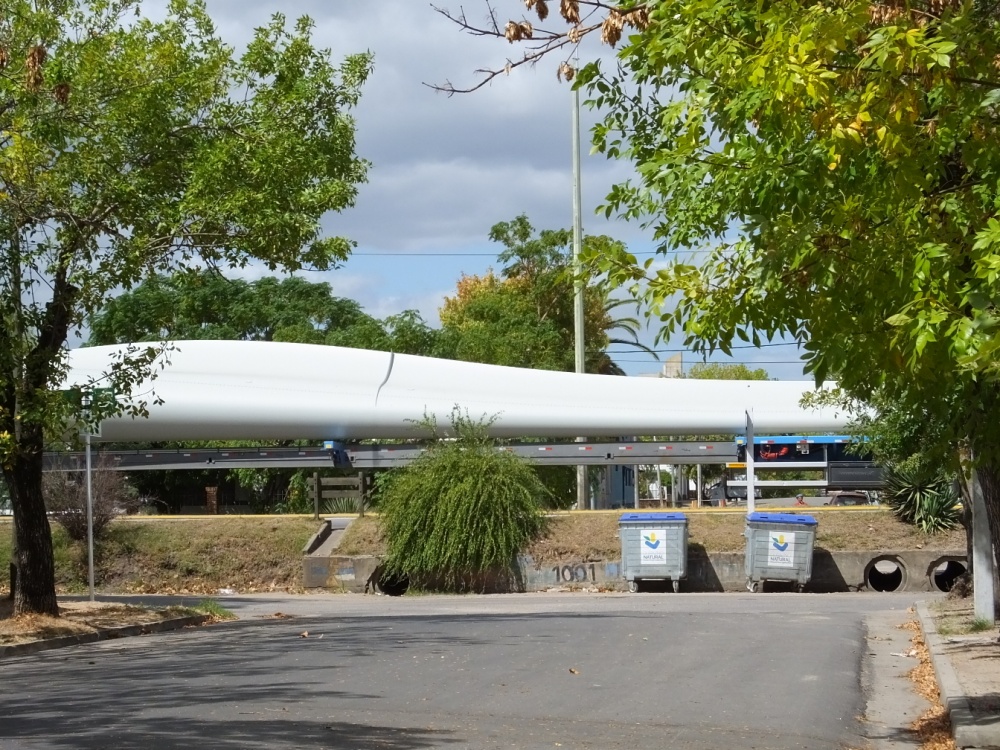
378;411;548;591
884;465;961;534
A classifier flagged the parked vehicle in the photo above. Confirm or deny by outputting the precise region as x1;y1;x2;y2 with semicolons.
703;481;762;506
824;491;876;506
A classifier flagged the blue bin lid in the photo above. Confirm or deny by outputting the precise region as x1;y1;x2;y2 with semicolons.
747;512;817;526
619;512;687;522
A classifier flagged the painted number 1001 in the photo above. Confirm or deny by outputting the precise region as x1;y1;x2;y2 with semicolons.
552;564;597;583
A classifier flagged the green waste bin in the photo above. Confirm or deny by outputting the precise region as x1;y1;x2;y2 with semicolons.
619;512;688;593
744;512;817;592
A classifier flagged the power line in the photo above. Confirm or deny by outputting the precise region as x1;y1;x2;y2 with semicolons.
347;249;712;258
606;341;803;354
611;358;809;364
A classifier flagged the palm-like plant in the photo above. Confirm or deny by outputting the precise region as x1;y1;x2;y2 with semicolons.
883;465;961;533
589;297;659;376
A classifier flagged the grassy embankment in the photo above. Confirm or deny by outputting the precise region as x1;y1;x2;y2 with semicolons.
0;516;319;595
0;509;965;595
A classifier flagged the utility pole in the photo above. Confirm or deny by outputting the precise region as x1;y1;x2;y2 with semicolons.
572;79;588;511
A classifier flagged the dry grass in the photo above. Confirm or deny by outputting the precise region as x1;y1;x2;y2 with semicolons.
338;509;966;564
100;516;319;595
0;517;320;597
932;598;982;636
0;599;190;647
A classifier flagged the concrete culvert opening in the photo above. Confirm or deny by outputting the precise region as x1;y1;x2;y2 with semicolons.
865;557;906;592
932;560;967;592
376;570;410;597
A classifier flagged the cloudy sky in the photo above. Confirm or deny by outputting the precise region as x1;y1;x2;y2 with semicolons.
199;0;809;379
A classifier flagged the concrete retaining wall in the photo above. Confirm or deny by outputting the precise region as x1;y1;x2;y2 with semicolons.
305;549;966;594
303;554;381;590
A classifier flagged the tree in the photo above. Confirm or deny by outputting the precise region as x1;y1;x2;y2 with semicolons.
442;1;1000;595
439;215;656;373
688;363;769;382
0;0;371;615
89;272;379;346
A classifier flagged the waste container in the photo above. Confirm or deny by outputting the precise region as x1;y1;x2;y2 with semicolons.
619;512;688;593
744;512;817;592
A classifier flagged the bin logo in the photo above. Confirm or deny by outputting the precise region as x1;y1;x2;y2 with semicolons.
766;532;795;567
640;528;668;565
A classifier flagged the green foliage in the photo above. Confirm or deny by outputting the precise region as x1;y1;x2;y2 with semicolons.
322;495;369;515
884;465;961;534
377;411;548;591
563;0;1000;471
439;215;656;374
970;617;994;633
88;271;442;355
0;0;372;612
688;363;769;381
88;272;378;346
192;599;237;621
270;476;313;514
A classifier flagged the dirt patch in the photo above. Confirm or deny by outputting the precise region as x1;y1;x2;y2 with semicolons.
901;620;958;750
0;599;200;647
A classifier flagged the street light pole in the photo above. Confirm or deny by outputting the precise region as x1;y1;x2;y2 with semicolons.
572;79;588;511
82;394;95;602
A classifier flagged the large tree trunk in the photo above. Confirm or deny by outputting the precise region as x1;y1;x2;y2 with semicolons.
3;433;58;617
974;461;1000;614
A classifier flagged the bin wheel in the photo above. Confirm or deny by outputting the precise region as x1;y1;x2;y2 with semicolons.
796;583;805;593
748;580;760;593
628;580;640;593
672;580;680;593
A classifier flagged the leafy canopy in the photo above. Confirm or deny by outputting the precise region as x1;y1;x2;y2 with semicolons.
0;0;371;614
2;0;372;457
87;271;441;356
573;0;1000;449
439;214;656;374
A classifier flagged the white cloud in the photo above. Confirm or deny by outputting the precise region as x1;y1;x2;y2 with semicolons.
179;1;807;377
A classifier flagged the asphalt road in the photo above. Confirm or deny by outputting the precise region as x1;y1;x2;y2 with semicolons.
0;592;921;750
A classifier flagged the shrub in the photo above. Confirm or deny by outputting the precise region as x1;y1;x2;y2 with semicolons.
323;495;369;515
378;411;548;591
42;457;132;541
883;465;961;534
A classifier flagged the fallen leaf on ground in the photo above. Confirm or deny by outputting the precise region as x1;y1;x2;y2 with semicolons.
568;668;579;675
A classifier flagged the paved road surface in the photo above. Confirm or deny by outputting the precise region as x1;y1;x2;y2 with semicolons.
0;592;921;749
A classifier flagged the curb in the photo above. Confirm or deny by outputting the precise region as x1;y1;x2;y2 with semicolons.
916;601;1000;750
0;614;209;659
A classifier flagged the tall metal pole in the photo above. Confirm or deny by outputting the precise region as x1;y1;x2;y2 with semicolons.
572;81;588;511
745;412;756;515
697;463;703;509
85;425;95;602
